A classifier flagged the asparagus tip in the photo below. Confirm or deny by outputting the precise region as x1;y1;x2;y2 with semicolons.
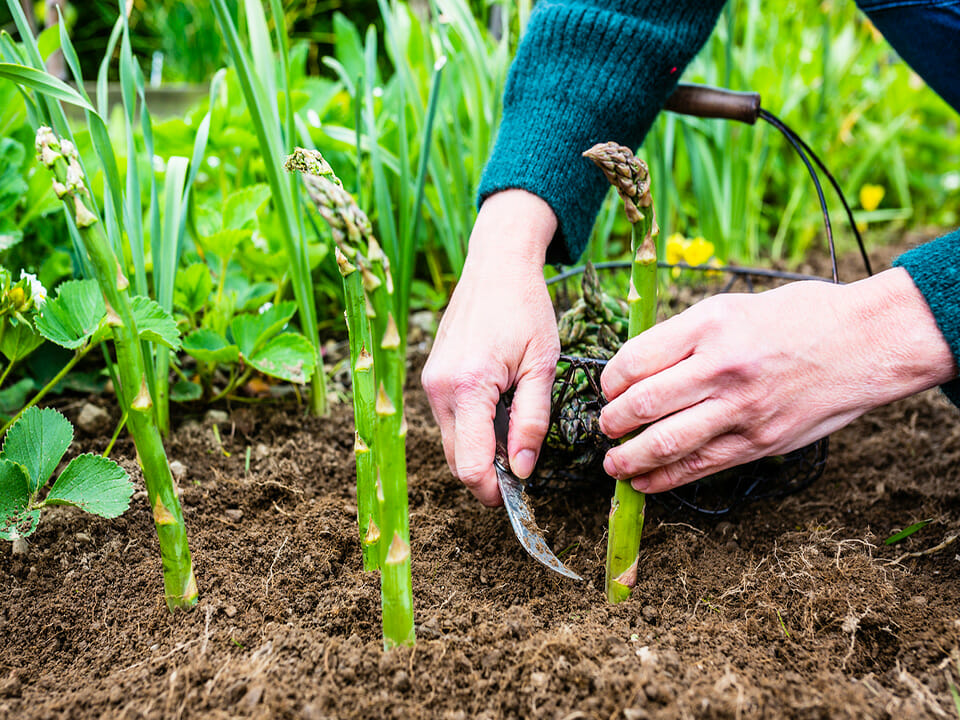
284;147;338;183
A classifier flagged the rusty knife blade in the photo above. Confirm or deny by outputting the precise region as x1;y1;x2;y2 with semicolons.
494;398;582;581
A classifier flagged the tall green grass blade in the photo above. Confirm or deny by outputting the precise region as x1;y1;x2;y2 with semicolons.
153;157;189;433
0;64;92;111
245;0;279;112
363;26;398;269
397;57;445;338
118;12;147;298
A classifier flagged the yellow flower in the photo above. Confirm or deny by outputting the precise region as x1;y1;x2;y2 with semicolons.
859;184;885;212
665;233;687;266
683;236;715;267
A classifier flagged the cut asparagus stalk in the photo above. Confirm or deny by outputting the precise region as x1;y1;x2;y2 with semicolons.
287;149;415;648
36;128;197;611
583;142;658;603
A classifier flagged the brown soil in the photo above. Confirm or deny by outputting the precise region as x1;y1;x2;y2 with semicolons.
2;241;960;720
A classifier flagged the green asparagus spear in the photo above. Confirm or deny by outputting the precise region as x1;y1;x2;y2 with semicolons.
286;149;415;648
583;142;658;603
36;128;197;611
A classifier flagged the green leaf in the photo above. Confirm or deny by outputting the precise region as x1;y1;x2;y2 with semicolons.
34;279;106;349
223;184;271;230
884;519;933;546
170;380;203;402
248;332;316;384
45;453;133;519
0;377;35;416
173;263;214;316
0;63;96;113
1;406;72;495
332;12;365;88
229;301;297;359
36;25;61;63
182;328;240;365
130;296;182;351
226;276;276;312
0;320;43;364
0;458;38;540
197;228;249;263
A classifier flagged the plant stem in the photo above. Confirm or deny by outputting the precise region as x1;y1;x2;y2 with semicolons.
583;142;656;604
210;0;328;418
366;242;414;648
336;247;381;571
103;409;128;458
0;359;15;390
37;128;197;611
607;220;655;603
287;149;414;647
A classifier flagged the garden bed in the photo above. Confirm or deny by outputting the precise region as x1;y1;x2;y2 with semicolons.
2;244;959;720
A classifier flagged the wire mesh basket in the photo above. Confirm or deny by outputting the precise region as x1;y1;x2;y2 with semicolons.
529;338;829;516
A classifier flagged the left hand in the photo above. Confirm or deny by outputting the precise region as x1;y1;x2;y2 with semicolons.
598;268;957;493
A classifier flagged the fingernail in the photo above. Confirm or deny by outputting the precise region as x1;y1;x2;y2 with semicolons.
631;476;651;492
603;454;618;478
511;449;537;479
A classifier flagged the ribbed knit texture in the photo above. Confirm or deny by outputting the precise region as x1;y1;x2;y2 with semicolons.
893;229;960;407
478;0;726;264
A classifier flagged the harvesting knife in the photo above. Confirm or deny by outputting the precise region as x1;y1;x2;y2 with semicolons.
494;397;583;581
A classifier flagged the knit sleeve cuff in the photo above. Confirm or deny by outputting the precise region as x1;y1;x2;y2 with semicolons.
892;229;960;407
478;0;725;265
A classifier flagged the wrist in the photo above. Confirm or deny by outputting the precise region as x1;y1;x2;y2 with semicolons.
845;267;957;403
466;189;557;270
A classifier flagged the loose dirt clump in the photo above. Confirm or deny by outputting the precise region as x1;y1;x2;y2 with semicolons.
2;245;960;719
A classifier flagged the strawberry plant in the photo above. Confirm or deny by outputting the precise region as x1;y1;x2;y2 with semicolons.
0;406;133;542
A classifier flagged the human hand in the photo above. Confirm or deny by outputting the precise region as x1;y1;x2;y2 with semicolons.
421;190;561;506
598;268;957;493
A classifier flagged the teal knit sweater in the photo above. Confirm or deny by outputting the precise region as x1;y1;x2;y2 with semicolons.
478;0;960;405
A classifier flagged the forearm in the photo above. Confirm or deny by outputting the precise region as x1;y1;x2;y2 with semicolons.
479;0;728;263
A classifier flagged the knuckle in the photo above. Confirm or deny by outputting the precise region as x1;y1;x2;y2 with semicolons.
420;362;439;391
626;384;655;421
452;371;486;405
695;295;729;331
677;451;710;480
526;353;560;381
456;463;488;490
749;424;781;452
420;361;455;398
647;427;683;462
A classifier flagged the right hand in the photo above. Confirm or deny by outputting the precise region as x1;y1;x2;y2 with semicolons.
421;190;561;506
